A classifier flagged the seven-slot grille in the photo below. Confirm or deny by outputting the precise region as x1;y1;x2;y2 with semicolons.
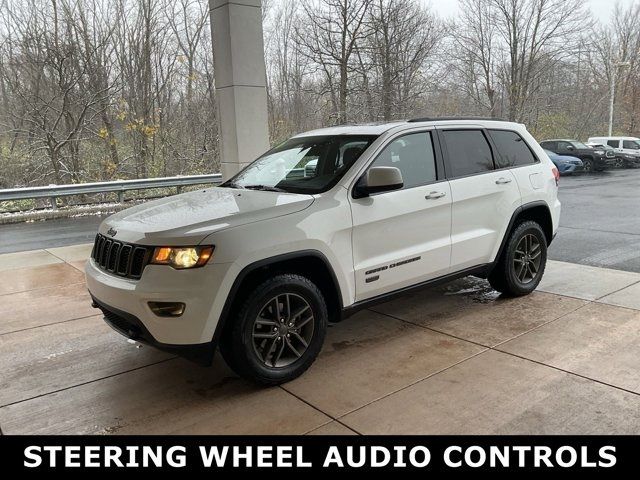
91;233;152;279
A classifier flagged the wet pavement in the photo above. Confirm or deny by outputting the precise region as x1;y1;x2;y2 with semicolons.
2;245;640;434
549;168;640;272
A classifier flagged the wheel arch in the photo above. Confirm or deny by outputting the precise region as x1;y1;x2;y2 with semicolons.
490;201;554;272
214;250;344;343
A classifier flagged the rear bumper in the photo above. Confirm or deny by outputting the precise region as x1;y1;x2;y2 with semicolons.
91;295;216;365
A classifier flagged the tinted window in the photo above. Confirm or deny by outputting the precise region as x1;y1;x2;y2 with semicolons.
623;140;640;149
370;132;437;189
557;141;573;153
607;140;619;148
540;141;556;151
442;130;494;177
490;130;538;168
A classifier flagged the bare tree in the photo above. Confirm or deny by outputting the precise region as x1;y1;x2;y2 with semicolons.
454;0;500;117
296;0;372;124
364;0;444;120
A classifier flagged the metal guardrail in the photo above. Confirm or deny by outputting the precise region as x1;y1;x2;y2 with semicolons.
0;173;223;210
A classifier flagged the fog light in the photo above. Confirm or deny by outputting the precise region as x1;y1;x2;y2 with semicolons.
148;302;186;317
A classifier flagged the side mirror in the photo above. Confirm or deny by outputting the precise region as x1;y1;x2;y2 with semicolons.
566;145;575;151
353;166;404;198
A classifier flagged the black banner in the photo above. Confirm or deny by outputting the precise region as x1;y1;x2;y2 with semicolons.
1;435;636;474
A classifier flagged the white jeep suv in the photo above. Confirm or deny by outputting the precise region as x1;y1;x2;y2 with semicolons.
85;118;561;384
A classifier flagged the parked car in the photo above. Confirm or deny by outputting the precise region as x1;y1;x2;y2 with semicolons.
539;139;614;172
586;142;625;168
588;136;640;168
86;118;560;385
543;149;583;175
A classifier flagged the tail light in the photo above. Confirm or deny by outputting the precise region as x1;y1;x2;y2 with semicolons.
551;166;560;186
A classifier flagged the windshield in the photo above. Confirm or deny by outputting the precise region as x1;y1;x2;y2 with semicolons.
223;135;377;194
572;142;589;149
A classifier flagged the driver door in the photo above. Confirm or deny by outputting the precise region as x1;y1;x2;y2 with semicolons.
349;130;452;301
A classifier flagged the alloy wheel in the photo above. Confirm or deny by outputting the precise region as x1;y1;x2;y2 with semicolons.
513;234;542;284
252;293;315;368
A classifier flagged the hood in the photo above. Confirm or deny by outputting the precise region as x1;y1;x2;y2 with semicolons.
100;187;314;245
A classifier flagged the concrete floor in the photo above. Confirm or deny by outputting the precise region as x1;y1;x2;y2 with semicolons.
2;245;640;434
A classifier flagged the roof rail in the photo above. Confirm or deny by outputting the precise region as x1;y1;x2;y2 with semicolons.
408;116;508;123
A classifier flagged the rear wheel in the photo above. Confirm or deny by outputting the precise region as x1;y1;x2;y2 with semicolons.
489;221;547;297
220;274;327;385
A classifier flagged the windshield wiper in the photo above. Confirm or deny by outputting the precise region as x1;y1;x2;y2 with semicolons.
242;184;287;193
223;182;245;189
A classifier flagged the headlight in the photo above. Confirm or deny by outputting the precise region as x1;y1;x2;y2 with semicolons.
150;246;214;269
594;150;604;155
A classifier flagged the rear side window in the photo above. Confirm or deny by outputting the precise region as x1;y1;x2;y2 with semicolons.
607;140;619;148
442;130;494;178
623;140;640;149
489;130;538;168
370;132;437;189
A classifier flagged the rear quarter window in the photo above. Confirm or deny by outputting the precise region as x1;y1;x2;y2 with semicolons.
489;130;538;168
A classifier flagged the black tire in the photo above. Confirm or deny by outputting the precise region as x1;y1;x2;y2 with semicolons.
488;221;547;297
582;158;593;173
220;273;328;385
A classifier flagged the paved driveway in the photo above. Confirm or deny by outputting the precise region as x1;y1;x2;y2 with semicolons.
2;245;640;435
550;168;640;272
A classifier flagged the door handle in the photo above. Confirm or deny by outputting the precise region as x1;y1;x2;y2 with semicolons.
495;177;512;185
425;191;446;199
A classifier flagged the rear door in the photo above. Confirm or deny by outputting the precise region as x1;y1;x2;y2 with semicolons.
439;127;521;270
622;139;640;156
540;141;557;153
349;129;452;301
488;128;544;205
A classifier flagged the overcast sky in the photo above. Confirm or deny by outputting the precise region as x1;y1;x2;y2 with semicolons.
425;0;636;21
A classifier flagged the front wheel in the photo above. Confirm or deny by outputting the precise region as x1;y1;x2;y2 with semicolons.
582;158;593;173
489;221;548;297
220;274;328;385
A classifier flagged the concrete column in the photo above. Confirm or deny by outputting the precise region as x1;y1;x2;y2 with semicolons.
209;0;270;180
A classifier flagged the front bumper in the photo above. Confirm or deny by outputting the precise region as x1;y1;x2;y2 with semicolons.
596;156;615;168
91;296;215;365
557;163;582;175
85;258;234;345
